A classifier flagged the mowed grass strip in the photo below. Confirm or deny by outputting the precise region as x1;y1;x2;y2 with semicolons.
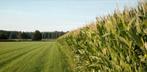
0;42;34;55
0;42;70;72
0;43;43;68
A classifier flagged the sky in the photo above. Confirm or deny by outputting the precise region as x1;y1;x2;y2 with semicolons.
0;0;138;32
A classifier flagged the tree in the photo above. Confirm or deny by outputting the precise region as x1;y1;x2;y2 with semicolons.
17;32;22;39
21;32;26;39
9;31;18;39
32;30;42;41
0;30;10;39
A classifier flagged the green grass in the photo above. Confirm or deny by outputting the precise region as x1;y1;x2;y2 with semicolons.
0;42;70;72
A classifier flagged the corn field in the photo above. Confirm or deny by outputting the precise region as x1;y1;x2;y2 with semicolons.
57;1;147;72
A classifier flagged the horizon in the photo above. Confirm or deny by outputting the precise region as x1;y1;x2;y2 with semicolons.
0;0;138;32
0;29;67;32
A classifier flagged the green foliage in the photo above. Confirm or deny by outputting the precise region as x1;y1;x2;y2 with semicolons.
32;30;42;41
58;2;147;72
0;30;10;39
0;30;66;40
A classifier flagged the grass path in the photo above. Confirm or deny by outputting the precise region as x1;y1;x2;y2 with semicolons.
0;42;70;72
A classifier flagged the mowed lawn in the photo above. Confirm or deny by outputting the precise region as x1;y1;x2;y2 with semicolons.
0;42;70;72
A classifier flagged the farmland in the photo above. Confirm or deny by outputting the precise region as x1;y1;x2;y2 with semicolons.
0;1;147;72
0;42;70;72
57;2;147;72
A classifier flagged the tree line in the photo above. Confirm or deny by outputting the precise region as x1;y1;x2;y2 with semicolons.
0;30;66;41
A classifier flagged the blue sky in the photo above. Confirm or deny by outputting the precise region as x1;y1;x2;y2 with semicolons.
0;0;138;32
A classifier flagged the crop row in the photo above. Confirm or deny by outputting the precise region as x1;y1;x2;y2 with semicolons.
58;2;147;72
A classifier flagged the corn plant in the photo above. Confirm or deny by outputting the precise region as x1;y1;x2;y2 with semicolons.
58;1;147;72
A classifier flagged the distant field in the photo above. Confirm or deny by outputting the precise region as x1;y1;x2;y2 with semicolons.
0;42;70;72
0;39;56;42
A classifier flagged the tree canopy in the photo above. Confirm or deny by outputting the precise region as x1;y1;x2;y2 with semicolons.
32;30;42;41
